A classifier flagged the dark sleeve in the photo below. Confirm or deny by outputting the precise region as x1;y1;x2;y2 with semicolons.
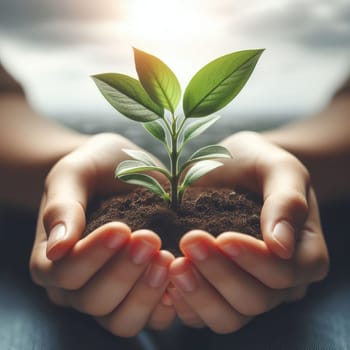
333;74;350;99
0;62;25;95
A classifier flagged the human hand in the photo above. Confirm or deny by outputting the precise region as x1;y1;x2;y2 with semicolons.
30;133;176;336
167;131;329;333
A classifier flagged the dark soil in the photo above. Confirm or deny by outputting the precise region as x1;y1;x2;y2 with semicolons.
85;187;262;256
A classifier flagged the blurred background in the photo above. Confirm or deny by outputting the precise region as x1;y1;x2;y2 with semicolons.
1;0;350;158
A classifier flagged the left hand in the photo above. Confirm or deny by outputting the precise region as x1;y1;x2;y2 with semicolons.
30;133;176;336
167;132;329;333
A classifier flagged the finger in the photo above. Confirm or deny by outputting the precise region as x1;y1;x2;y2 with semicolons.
170;257;251;334
217;208;328;290
97;250;173;338
217;232;299;289
180;231;288;316
42;153;97;260
32;222;131;289
147;302;176;331
46;287;70;307
167;286;206;329
68;230;160;317
259;155;310;259
285;285;308;302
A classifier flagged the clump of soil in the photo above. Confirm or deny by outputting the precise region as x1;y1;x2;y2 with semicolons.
85;187;262;255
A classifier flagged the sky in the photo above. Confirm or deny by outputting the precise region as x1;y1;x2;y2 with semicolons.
0;0;350;122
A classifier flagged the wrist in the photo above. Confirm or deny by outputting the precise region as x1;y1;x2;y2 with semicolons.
262;97;350;202
0;125;90;211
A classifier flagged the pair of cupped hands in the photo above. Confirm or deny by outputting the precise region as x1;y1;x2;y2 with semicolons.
30;131;329;337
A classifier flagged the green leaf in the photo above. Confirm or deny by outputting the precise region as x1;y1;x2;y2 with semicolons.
115;160;170;179
118;173;169;201
188;145;232;162
92;73;163;122
180;160;223;190
180;145;231;174
133;47;181;113
183;115;220;145
183;49;264;118
116;160;157;176
143;120;167;144
122;149;159;166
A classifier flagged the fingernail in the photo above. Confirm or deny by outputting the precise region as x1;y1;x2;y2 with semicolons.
47;223;66;250
272;221;295;256
130;239;156;265
220;242;241;258
145;263;168;288
172;270;197;293
184;242;208;261
104;231;127;249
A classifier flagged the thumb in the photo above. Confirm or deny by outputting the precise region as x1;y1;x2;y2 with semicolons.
260;163;310;259
42;157;94;261
44;198;86;261
261;191;308;259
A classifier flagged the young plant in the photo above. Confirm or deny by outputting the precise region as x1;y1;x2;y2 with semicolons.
92;48;263;210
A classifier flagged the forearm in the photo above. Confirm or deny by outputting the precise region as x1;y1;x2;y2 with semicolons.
0;93;89;210
263;94;350;202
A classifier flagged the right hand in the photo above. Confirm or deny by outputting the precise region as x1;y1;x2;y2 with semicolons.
30;133;176;337
167;131;329;333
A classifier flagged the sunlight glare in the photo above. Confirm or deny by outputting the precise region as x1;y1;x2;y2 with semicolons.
121;0;203;43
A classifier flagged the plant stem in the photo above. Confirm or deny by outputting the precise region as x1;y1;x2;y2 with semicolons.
170;113;179;210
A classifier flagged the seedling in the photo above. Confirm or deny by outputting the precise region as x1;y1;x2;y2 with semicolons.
93;48;263;210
